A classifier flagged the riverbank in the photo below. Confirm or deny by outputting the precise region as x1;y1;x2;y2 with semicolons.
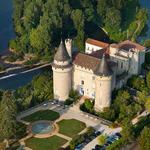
0;62;51;78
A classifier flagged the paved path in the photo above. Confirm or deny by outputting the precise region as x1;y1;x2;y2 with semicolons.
56;133;71;141
132;110;149;125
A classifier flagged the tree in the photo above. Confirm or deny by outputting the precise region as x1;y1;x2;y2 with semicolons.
105;7;121;30
71;9;85;51
137;90;148;107
121;118;134;143
127;75;146;91
98;134;107;145
145;98;150;113
30;25;52;53
84;99;94;113
0;91;17;140
146;71;150;90
138;127;150;150
97;0;107;20
144;39;150;47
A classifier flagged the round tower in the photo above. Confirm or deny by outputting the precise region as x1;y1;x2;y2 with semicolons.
52;39;72;101
94;54;113;111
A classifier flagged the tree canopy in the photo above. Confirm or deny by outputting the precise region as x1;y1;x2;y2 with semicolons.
11;0;148;60
0;91;17;140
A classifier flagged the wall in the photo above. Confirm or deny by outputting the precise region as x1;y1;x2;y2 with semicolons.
85;43;103;54
73;65;95;98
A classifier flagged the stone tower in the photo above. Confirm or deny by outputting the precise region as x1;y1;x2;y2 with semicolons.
52;39;72;101
65;38;72;59
94;54;113;111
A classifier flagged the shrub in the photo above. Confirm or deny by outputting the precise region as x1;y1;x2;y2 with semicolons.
106;138;123;150
0;64;5;72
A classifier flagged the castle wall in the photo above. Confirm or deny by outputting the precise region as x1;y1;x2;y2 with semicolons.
110;55;129;75
73;65;95;98
85;43;103;54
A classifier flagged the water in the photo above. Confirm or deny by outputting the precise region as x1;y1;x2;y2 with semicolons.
0;0;15;53
139;0;150;42
31;122;53;134
0;69;42;90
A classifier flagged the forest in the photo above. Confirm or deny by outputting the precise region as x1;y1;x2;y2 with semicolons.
10;0;148;61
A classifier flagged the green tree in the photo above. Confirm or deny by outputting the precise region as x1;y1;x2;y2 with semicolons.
138;127;150;150
137;90;148;107
30;25;52;53
105;7;121;30
71;9;85;50
121;118;134;143
0;91;17;140
98;134;107;145
84;99;94;113
145;98;150;113
146;71;150;90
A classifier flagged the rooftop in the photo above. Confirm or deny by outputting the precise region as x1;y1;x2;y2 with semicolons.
118;40;145;51
54;40;70;62
72;52;116;73
86;38;109;48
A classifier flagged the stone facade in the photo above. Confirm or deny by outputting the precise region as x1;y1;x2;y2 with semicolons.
52;38;145;110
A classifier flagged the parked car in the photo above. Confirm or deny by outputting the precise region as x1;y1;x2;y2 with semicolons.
95;145;103;150
95;131;102;136
115;132;121;137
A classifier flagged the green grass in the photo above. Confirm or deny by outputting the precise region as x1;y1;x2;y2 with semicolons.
25;135;67;150
57;119;86;138
23;110;60;122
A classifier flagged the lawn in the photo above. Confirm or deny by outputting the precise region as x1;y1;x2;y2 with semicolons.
23;110;60;122
25;135;67;150
57;119;86;138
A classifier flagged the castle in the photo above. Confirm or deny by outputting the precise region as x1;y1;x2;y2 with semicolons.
52;38;145;111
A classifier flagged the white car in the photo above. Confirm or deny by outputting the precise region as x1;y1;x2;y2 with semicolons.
43;103;47;106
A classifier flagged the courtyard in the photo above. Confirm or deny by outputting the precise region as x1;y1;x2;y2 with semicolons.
17;100;119;150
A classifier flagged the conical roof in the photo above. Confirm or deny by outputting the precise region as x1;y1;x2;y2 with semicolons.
54;39;70;61
95;54;112;76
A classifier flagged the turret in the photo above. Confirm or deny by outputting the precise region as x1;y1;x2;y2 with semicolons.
65;38;72;59
94;54;113;111
52;39;72;101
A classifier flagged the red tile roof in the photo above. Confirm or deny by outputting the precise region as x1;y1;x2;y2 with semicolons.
119;40;145;51
72;52;116;72
86;38;109;48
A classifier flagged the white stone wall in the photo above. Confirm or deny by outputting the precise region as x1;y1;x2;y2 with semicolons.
128;49;139;75
95;76;112;111
110;55;129;75
73;65;95;98
52;67;72;101
109;45;119;55
85;43;102;54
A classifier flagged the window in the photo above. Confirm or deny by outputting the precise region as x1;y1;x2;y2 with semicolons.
121;62;123;68
81;80;84;85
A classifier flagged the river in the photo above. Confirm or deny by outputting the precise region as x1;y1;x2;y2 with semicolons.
138;0;150;42
0;0;15;54
0;0;149;90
